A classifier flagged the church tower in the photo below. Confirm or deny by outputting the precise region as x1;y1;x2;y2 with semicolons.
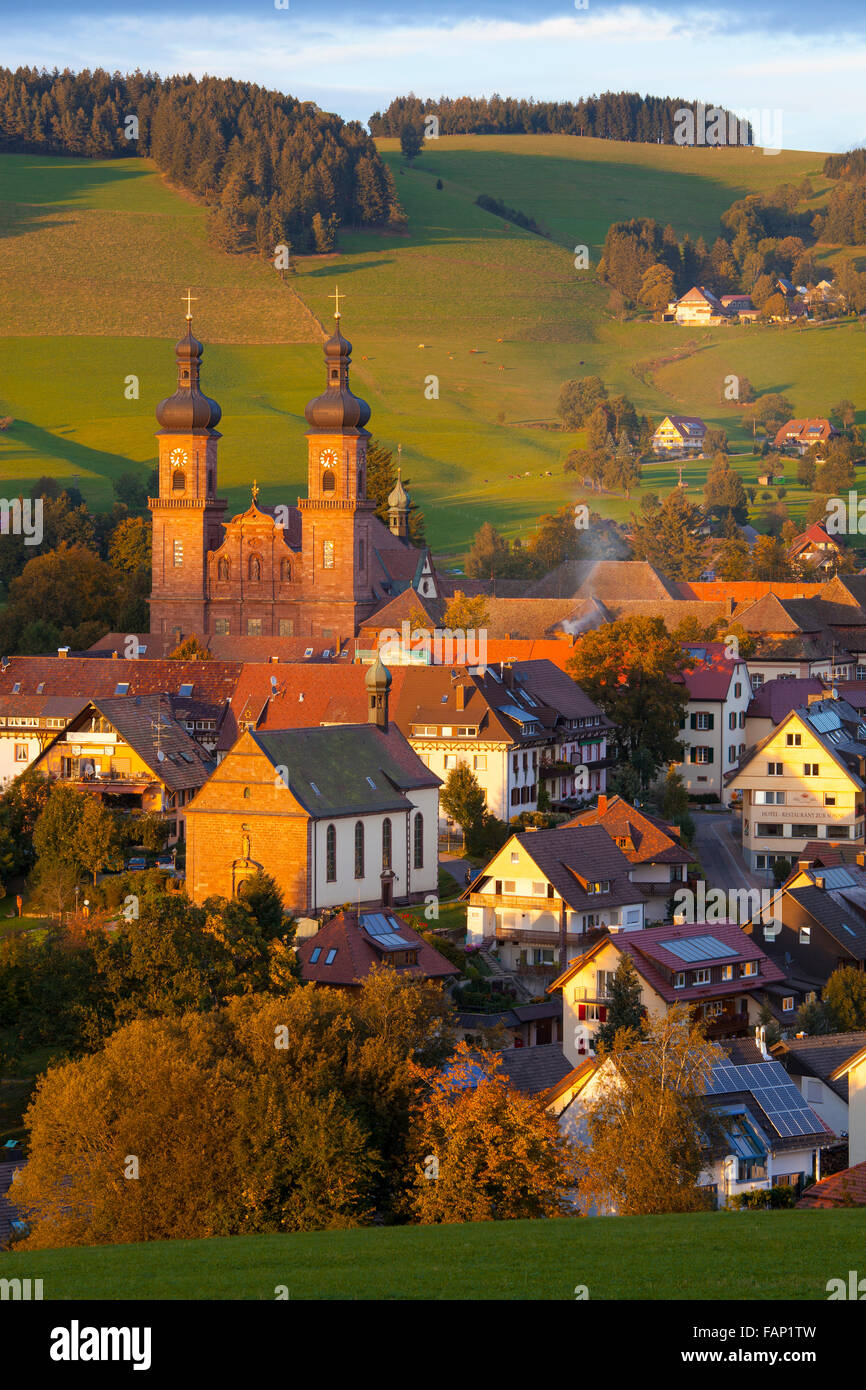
149;303;226;642
299;291;379;637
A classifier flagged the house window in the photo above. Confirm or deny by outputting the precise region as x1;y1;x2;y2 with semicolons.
767;762;782;776
786;733;802;746
173;539;183;567
674;971;686;989
740;960;758;977
214;618;230;636
310;948;321;964
824;793;836;807
279;619;293;636
799;926;811;945
323;540;335;569
473;755;486;771
729;713;737;730
325;948;337;965
326;824;336;882
694;967;711;984
382;817;392;871
803;763;819;777
414;813;423;869
734;683;742;697
504;880;516;894
755;790;785;805
443;754;457;770
247;619;263;636
354;820;364;878
691;747;713;764
14;744;28;762
693;712;713;731
721;964;734;981
728;746;737;763
782;996;795;1012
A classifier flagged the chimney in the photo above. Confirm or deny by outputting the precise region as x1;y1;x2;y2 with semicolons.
597;794;607;817
503;663;514;690
755;1024;771;1061
456;683;465;711
57;647;69;659
111;650;118;660
559;897;568;976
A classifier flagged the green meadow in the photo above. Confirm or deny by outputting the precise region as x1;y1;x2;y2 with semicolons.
0;136;862;555
3;1209;865;1299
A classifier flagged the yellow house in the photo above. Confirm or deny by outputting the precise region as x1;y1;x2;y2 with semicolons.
651;415;706;454
29;695;215;842
727;695;866;874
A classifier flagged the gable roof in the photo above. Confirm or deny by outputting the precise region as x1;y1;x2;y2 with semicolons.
562;794;690;866
249;722;437;816
494;1045;574;1096
37;696;216;791
480;825;639;914
797;1160;866;1208
772;1032;866;1102
296;907;457;985
783;886;866;960
746;677;824;725
526;560;680;603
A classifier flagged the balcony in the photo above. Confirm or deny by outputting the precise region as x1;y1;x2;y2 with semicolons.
539;760;575;780
471;892;557;911
705;1010;749;1037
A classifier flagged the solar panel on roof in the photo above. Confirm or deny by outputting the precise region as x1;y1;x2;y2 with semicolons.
361;911;411;948
820;866;857;889
659;936;739;962
707;1060;822;1139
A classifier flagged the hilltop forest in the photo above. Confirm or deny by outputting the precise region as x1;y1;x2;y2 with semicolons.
0;67;404;252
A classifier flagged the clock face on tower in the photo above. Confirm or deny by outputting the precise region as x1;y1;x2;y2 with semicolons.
320;448;338;469
170;448;189;469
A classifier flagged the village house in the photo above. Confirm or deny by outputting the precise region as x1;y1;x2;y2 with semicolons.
548;1037;832;1208
772;1032;866;1142
549;922;787;1063
719;292;759;321
773;418;838;456
824;1041;866;1166
561;793;691;921
786;520;849;576
0;694;86;789
665;286;727;325
676;641;753;802
651;414;707;455
28;695;214;843
184;659;440;914
728;694;866;874
398;659;613;827
295;905;458;987
741;855;866;989
465;825;646;988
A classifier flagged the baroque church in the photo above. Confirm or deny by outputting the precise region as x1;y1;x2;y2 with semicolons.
148;300;442;646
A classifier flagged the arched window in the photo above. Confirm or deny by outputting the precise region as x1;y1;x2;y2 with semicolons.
281;557;292;582
357;467;364;495
243;786;251;799
414;813;424;869
382;817;392;871
326;824;336;882
218;557;230;581
172;469;185;492
354;820;364;879
322;468;335;493
248;555;261;582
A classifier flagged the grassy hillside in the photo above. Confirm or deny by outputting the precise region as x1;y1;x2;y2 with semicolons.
3;1209;864;1299
0;137;862;555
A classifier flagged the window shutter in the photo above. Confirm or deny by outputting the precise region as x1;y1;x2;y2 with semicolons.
689;748;697;763
690;713;698;730
599;1006;607;1022
578;1004;586;1020
707;747;714;763
706;714;714;730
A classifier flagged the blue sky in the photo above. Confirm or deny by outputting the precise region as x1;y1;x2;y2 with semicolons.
5;0;866;151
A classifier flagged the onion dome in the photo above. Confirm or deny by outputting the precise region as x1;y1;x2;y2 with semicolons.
304;320;371;431
387;468;410;511
156;323;222;431
365;653;392;692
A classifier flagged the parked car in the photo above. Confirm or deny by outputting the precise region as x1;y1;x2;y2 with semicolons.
126;856;148;871
156;854;174;869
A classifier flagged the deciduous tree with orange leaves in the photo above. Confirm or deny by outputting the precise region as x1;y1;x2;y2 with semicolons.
406;1042;580;1223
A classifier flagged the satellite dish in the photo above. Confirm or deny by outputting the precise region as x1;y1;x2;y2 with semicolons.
157;750;165;762
270;675;278;691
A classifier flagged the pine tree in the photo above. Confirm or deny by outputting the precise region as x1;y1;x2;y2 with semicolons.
594;954;646;1052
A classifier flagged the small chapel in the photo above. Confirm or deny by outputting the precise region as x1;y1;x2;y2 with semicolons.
148;293;440;646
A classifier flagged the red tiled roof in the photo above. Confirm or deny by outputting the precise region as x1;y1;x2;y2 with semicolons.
797;1160;866;1208
563;794;690;866
297;908;458;985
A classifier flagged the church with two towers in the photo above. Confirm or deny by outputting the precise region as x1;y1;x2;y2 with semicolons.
148;296;435;648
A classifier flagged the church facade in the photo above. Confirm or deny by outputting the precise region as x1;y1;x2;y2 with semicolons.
148;307;426;647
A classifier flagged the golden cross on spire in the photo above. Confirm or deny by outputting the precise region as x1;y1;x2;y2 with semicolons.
182;288;198;321
329;284;344;320
251;479;259;503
